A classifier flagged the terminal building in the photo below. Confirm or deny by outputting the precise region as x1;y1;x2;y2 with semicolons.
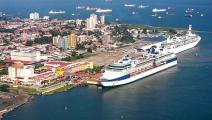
10;50;41;62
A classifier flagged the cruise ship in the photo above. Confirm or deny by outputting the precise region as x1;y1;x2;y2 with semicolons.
96;8;112;13
161;25;201;54
100;46;177;87
48;10;65;14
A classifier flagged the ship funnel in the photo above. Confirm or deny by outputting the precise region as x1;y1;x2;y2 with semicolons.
188;25;192;34
167;35;171;43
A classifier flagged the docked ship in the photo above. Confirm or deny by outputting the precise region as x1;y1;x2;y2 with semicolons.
48;10;66;14
96;8;112;13
152;8;167;13
100;46;177;87
161;25;201;54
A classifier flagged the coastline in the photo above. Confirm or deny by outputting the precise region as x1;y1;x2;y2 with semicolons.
0;92;32;120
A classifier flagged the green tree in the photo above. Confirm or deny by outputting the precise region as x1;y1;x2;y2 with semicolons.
0;61;6;65
0;68;8;76
49;30;60;37
26;40;33;46
87;48;92;53
71;51;77;57
34;36;52;44
0;84;10;92
169;29;177;34
119;35;134;43
142;28;147;34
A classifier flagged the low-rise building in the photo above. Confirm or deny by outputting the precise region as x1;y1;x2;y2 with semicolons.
8;62;34;81
10;50;41;62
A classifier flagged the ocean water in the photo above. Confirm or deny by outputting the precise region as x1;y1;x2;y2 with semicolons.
1;0;212;120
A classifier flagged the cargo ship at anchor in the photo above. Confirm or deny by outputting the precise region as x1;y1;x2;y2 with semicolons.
48;10;66;14
100;46;177;87
96;8;112;13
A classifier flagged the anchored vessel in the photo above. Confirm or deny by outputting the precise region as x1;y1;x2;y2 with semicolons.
96;9;112;13
124;4;136;7
152;8;167;13
100;46;177;87
162;25;201;54
48;10;65;14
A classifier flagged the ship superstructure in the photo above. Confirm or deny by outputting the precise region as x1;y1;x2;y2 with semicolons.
161;25;201;53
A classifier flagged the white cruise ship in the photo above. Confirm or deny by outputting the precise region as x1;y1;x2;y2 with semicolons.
100;46;177;87
161;25;201;54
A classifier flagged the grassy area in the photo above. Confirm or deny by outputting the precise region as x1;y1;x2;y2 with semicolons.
17;87;41;95
42;84;72;96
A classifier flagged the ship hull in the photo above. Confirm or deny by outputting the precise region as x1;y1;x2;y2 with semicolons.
101;60;177;87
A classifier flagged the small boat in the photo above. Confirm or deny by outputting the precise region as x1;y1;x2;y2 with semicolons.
158;16;165;19
185;14;193;18
201;14;204;17
168;6;175;10
71;13;80;16
76;6;86;10
166;12;176;16
138;4;149;9
132;11;137;15
151;14;158;17
185;8;194;13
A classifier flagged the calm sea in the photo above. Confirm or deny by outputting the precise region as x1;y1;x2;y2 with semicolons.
1;0;212;120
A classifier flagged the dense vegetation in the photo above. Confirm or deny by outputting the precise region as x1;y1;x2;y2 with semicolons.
49;30;70;37
61;51;85;61
85;65;103;74
112;25;135;43
0;68;8;76
0;28;14;33
0;84;10;92
34;36;52;44
25;40;33;46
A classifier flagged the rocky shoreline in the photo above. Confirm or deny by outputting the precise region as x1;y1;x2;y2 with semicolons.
0;92;32;120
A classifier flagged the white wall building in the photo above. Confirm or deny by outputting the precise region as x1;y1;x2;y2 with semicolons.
10;50;41;62
8;62;34;81
29;12;40;20
86;14;98;30
100;15;105;25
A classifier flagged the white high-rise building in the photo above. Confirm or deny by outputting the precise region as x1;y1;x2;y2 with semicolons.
86;14;98;30
100;15;105;25
29;12;40;20
76;19;82;27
